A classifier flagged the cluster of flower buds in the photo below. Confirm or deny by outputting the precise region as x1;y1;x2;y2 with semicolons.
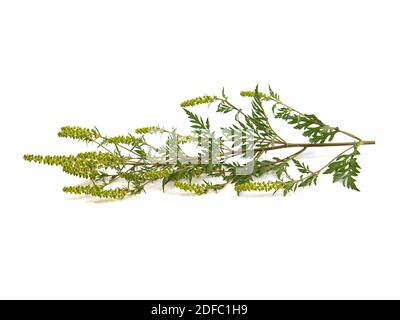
23;154;42;163
142;169;173;180
234;181;283;193
240;90;269;100
104;135;143;146
75;152;124;169
165;134;195;146
58;126;100;141
62;163;99;179
177;135;195;144
134;126;166;135
24;152;123;169
174;181;209;195
63;185;128;199
180;95;215;107
24;153;99;178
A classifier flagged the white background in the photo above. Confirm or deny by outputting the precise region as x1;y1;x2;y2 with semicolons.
0;0;399;299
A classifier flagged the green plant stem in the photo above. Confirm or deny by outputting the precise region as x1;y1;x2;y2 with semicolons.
124;140;374;166
229;140;375;159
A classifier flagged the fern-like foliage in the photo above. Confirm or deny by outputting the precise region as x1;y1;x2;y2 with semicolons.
274;106;339;143
323;147;361;191
183;109;210;131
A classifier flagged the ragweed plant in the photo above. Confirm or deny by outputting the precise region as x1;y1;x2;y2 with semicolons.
24;85;375;199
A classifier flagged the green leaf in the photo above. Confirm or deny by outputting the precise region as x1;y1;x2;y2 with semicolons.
293;159;312;174
268;85;280;101
298;173;318;188
274;106;339;143
216;101;234;113
183;108;210;131
271;157;291;179
323;147;361;191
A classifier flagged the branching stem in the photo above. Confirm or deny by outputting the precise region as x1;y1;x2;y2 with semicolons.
24;85;375;198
